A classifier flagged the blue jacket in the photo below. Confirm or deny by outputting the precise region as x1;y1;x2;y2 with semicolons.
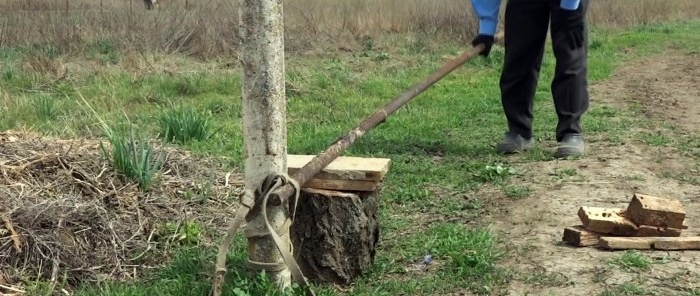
471;0;581;36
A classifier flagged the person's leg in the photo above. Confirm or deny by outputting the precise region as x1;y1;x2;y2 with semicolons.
549;0;590;157
497;0;551;154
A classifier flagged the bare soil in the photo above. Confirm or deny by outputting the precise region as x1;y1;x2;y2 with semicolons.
486;52;700;295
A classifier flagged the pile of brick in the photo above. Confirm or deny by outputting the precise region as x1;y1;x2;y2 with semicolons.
563;193;700;250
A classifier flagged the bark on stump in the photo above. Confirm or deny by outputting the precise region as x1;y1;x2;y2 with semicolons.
290;188;380;286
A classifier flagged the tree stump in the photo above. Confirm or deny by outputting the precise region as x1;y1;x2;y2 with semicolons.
290;187;380;286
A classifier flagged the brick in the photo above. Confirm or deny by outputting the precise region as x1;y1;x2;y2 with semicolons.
578;207;638;236
626;193;686;229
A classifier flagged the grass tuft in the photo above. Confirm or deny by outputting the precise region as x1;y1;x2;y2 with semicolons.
32;95;58;121
159;106;220;144
99;122;164;192
504;185;533;199
598;282;653;296
608;250;651;271
76;88;165;193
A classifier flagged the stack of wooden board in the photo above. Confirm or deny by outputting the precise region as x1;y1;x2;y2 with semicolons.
563;193;700;250
286;154;391;192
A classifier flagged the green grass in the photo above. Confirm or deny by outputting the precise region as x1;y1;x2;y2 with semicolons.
598;282;654;296
606;250;671;273
344;224;507;295
98;119;165;192
159;106;220;144
69;243;320;296
609;250;651;271
32;95;59;121
552;167;578;178
503;185;533;199
522;269;569;287
1;20;700;296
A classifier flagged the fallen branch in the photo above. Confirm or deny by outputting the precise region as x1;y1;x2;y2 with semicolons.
0;207;21;253
0;153;60;173
0;283;26;294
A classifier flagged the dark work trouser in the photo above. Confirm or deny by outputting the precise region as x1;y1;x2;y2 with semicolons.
500;0;590;142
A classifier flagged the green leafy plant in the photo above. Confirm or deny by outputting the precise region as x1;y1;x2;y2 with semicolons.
159;220;204;246
475;163;518;183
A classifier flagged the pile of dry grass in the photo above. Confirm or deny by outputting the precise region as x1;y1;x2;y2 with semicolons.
0;131;243;289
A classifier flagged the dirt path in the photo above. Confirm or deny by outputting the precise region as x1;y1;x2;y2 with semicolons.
487;52;700;296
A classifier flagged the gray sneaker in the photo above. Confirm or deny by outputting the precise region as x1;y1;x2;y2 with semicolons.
555;133;585;158
496;132;534;154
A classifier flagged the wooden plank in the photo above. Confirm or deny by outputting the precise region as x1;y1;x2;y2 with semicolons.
562;226;602;247
634;225;682;237
578;207;638;236
599;236;700;250
653;237;700;250
287;154;391;181
301;178;379;192
598;237;653;250
626;193;686;229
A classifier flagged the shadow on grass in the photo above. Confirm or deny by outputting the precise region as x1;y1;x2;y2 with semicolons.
347;134;501;160
72;238;326;296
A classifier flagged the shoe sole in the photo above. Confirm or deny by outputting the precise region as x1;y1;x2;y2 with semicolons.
496;142;534;154
555;147;584;158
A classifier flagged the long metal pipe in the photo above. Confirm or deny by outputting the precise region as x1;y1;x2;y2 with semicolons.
272;44;486;205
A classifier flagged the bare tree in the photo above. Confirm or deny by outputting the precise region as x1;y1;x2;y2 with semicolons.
239;0;291;289
212;0;305;295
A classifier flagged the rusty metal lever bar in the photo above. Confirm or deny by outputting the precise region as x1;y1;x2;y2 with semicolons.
271;44;486;205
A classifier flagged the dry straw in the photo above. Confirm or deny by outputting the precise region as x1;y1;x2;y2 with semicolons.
0;129;243;288
0;0;697;58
